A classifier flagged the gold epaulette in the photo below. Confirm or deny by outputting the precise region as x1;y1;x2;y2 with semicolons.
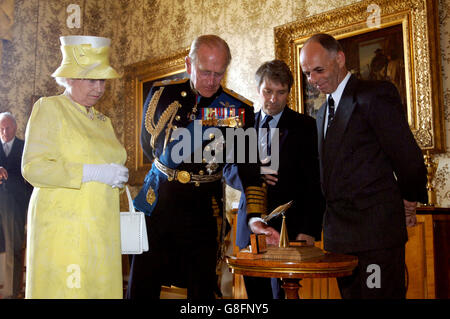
223;87;254;107
153;77;189;87
245;184;267;215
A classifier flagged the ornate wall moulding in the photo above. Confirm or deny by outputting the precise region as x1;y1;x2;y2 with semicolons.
275;0;445;152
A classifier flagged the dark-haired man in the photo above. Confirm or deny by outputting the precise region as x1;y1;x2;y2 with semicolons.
232;60;325;298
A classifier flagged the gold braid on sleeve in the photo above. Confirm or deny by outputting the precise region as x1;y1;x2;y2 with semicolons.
245;184;267;215
144;86;181;150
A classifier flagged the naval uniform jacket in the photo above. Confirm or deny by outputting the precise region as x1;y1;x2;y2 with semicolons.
316;75;427;254
134;78;260;217
229;106;325;249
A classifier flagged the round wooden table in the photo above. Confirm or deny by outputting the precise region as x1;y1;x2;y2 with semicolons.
226;252;358;299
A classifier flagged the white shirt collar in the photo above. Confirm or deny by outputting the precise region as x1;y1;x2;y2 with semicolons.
327;71;351;110
324;72;351;136
1;137;15;147
260;108;284;128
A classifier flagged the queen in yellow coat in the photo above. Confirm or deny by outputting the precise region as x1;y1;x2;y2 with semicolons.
22;36;128;299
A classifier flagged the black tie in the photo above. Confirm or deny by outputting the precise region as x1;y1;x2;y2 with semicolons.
261;115;273;156
327;95;335;128
261;115;273;129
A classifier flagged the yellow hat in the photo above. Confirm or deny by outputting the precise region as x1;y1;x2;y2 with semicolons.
51;35;120;79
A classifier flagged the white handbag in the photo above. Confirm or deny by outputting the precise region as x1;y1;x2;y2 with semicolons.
120;186;149;254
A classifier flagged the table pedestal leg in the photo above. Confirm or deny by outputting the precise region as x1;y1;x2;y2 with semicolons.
281;278;302;299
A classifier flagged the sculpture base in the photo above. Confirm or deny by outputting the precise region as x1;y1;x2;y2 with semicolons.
236;245;325;261
264;246;325;261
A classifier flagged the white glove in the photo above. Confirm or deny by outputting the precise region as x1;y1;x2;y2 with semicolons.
82;163;129;188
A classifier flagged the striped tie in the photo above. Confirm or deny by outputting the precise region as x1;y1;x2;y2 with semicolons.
261;115;273;156
327;95;335;128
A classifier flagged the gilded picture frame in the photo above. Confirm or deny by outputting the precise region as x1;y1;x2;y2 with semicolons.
124;49;189;185
274;0;444;152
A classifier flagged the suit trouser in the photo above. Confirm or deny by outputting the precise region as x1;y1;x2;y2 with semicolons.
337;245;405;299
0;190;26;298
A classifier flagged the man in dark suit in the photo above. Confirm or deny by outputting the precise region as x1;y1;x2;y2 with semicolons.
299;34;427;299
0;112;32;298
230;60;324;298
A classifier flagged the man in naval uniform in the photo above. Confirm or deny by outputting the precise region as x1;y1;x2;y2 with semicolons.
126;35;264;299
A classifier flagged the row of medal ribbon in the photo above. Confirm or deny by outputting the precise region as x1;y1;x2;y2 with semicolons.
200;107;246;128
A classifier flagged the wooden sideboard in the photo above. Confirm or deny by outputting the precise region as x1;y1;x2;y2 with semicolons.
406;207;449;299
230;206;450;299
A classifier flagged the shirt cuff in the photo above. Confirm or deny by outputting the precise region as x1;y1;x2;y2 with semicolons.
248;217;267;229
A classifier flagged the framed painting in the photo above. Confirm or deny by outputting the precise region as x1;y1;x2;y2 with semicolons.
124;48;189;185
274;0;444;152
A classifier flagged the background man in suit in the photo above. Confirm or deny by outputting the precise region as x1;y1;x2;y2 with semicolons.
299;34;427;299
232;60;325;298
0;112;32;298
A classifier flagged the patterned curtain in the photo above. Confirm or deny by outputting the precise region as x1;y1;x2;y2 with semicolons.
0;0;14;66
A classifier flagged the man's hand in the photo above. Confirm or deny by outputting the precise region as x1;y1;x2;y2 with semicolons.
262;174;278;186
295;233;315;246
249;220;280;246
404;199;417;227
0;167;8;184
260;167;278;186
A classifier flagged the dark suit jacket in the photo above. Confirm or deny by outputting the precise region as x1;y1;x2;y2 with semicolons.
231;106;325;249
316;75;427;253
0;138;33;219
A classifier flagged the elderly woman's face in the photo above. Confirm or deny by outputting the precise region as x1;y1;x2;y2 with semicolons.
67;79;106;107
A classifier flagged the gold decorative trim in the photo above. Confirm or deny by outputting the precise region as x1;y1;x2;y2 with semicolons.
153;77;189;87
124;48;189;185
274;0;444;152
245;185;267;214
146;186;156;205
144;86;182;150
228;264;356;276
